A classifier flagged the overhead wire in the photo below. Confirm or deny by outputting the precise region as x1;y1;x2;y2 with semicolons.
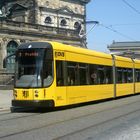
108;23;140;27
99;24;136;41
86;22;136;41
102;0;140;41
86;0;140;41
121;0;140;15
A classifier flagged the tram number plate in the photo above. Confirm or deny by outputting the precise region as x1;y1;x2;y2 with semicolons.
22;91;29;98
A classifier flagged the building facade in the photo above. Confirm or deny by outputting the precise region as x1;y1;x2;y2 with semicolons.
108;41;140;59
0;0;90;73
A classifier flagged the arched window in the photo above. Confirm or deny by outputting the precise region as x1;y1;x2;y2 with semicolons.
74;22;82;34
60;19;67;26
6;41;18;72
74;22;80;29
45;16;52;24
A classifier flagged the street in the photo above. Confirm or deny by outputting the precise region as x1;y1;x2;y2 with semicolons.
1;91;140;139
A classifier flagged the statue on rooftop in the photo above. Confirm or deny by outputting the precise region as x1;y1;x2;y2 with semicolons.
0;0;11;19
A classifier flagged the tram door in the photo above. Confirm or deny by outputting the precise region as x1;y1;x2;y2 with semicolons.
55;60;67;106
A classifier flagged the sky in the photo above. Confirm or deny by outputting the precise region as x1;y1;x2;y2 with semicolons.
86;0;140;52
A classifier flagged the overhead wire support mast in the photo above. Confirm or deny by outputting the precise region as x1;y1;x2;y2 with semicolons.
79;20;99;48
80;21;99;37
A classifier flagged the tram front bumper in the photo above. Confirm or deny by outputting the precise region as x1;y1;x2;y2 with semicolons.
12;100;54;108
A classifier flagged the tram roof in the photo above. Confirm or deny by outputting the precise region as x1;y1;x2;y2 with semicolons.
18;42;52;49
18;41;140;63
50;41;112;59
50;41;136;63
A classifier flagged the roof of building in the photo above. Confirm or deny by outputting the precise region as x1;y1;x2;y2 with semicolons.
108;41;140;50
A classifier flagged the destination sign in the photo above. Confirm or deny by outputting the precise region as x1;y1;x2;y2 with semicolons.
18;52;39;57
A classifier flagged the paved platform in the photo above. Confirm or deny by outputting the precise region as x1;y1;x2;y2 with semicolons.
0;90;12;111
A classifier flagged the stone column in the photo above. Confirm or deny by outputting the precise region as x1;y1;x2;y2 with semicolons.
33;0;40;24
0;37;7;70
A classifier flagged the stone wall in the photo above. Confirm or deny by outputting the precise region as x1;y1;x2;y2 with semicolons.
0;0;90;73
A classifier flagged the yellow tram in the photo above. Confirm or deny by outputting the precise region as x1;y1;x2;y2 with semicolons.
12;41;140;108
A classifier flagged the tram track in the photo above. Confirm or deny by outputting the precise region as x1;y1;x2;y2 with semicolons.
54;106;140;140
1;95;140;139
0;112;41;122
0;96;139;122
0;107;51;122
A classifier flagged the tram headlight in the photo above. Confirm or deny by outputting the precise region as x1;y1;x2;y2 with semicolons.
34;90;39;97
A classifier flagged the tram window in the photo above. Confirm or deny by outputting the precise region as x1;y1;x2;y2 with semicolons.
135;69;140;82
98;66;105;84
105;66;113;84
127;69;133;83
79;63;88;85
43;60;53;87
136;70;139;82
137;70;140;82
122;69;127;83
138;70;140;82
135;70;138;82
117;68;123;83
67;62;78;86
56;61;64;86
89;64;98;85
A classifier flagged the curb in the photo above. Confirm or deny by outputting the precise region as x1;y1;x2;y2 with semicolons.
0;107;10;112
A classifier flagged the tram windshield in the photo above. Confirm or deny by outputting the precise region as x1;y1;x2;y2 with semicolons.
15;48;53;88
